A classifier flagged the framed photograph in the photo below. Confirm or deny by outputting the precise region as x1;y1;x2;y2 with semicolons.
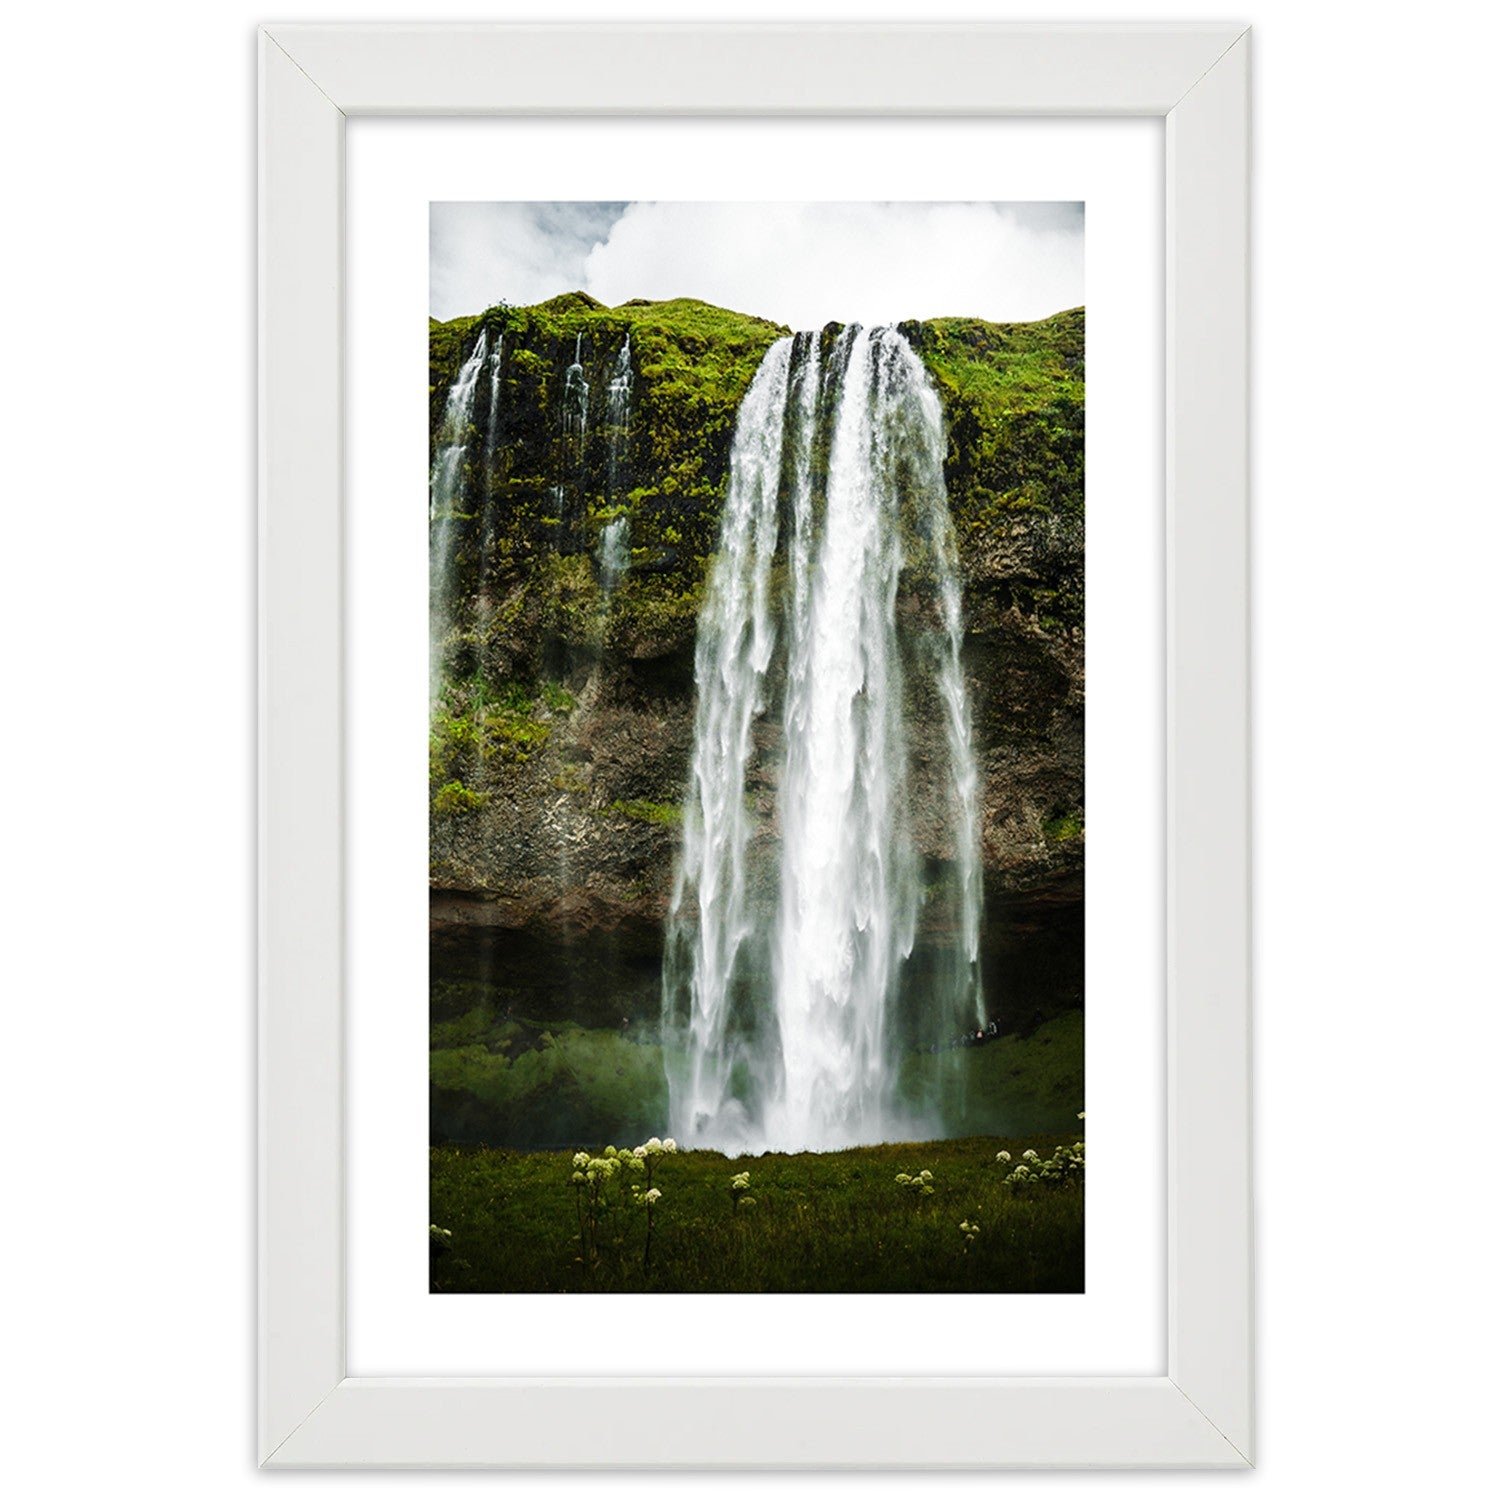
260;22;1251;1468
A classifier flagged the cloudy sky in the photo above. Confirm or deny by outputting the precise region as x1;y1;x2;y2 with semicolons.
430;201;1082;329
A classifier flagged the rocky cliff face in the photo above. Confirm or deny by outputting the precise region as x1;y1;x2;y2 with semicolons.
429;295;1083;1029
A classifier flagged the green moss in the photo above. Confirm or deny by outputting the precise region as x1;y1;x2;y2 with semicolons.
433;780;488;816
508;346;546;377
428;313;482;431
601;798;683;827
429;293;788;695
1041;810;1085;843
429;708;480;784
550;764;589;795
903;308;1085;527
431;675;574;779
487;715;550;760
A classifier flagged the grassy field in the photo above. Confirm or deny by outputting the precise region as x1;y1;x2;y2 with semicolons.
430;1132;1083;1295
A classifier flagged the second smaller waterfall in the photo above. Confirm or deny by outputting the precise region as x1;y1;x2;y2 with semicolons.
562;332;589;451
597;331;635;599
429;328;489;696
606;332;633;501
483;334;505;464
597;515;631;593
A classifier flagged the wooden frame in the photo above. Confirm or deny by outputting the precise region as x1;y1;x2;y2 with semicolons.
259;22;1251;1468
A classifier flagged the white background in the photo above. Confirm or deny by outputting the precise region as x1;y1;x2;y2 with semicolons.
2;0;1494;1495
347;117;1161;1377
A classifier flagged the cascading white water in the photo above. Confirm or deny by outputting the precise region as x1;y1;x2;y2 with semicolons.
595;333;634;596
430;329;488;523
606;332;632;501
663;339;793;1152
483;334;504;465
772;326;920;1144
562;332;588;450
597;516;631;593
663;327;985;1153
429;329;488;696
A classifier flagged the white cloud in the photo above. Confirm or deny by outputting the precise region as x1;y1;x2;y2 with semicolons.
429;202;625;321
585;202;1080;328
431;201;1082;327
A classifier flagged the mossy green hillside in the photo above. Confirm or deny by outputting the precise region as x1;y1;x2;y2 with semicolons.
903;308;1084;636
903;307;1084;522
429;293;788;687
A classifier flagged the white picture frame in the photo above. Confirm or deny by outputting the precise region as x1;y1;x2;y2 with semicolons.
259;22;1251;1469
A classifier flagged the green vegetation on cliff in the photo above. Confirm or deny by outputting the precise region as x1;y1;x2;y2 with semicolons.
904;309;1085;637
900;307;1080;513
600;798;683;828
904;307;1083;523
430;293;787;691
429;295;1083;695
429;683;562;802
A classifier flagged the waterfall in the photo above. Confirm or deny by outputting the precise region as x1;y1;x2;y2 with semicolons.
429;328;488;696
597;515;631;592
596;333;634;595
663;326;984;1153
662;338;791;1153
430;328;487;522
562;332;588;451
483;334;504;465
606;332;633;500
